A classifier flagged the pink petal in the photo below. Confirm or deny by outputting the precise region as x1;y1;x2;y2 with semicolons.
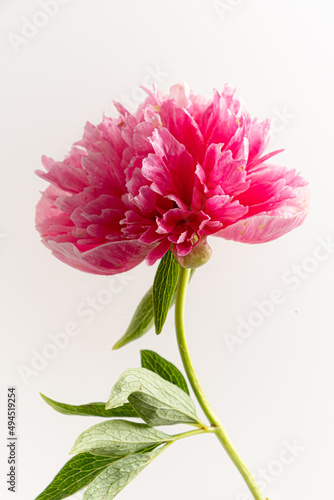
145;239;171;266
247;118;271;163
36;156;88;194
142;128;195;209
44;239;152;275
205;195;248;225
159;99;205;164
216;185;310;243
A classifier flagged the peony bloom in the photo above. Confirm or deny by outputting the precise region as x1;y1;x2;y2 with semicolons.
36;83;309;274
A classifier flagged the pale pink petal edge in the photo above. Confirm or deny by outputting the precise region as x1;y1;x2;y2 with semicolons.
215;186;310;244
42;239;153;275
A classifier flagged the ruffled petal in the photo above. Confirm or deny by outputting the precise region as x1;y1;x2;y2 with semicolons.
159;99;205;164
216;185;310;243
142;128;195;209
36;156;88;194
43;239;153;275
36;83;309;274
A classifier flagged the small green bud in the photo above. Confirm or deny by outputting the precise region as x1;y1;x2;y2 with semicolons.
173;237;212;268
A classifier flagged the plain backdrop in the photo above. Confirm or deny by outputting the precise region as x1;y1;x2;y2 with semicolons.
1;1;333;499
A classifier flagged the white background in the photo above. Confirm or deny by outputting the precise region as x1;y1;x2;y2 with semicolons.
1;1;333;499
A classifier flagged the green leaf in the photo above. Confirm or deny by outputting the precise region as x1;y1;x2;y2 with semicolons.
140;350;189;395
35;453;116;500
128;391;197;426
70;419;171;457
113;268;196;350
153;251;180;334
106;368;201;426
113;288;154;349
83;445;166;500
40;394;138;418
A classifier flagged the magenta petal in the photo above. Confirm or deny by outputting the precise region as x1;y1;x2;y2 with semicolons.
36;156;88;194
45;239;152;275
216;212;305;243
132;122;155;154
159;99;205;164
205;144;250;196
130;186;160;217
36;185;64;226
142;128;195;209
205;196;248;225
36;82;309;274
247;119;271;163
145;239;171;266
216;186;310;243
247;149;284;171
200;87;241;148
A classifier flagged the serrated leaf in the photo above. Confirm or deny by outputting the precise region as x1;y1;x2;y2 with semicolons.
70;419;171;457
153;251;180;334
106;368;201;425
113;288;154;349
83;445;166;500
128;391;197;426
35;453;116;500
140;350;189;395
40;394;138;418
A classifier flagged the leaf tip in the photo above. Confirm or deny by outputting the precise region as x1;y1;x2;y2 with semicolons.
69;444;76;455
113;336;128;350
154;321;163;335
40;393;51;405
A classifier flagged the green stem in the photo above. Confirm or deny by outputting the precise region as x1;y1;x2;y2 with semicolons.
171;427;211;442
175;267;267;500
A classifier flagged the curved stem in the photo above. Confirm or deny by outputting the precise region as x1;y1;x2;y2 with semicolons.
175;267;267;500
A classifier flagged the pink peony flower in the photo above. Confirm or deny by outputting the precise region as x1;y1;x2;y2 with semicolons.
36;83;309;274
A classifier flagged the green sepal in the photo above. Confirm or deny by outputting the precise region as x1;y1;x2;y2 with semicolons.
153;251;180;334
113;269;195;349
